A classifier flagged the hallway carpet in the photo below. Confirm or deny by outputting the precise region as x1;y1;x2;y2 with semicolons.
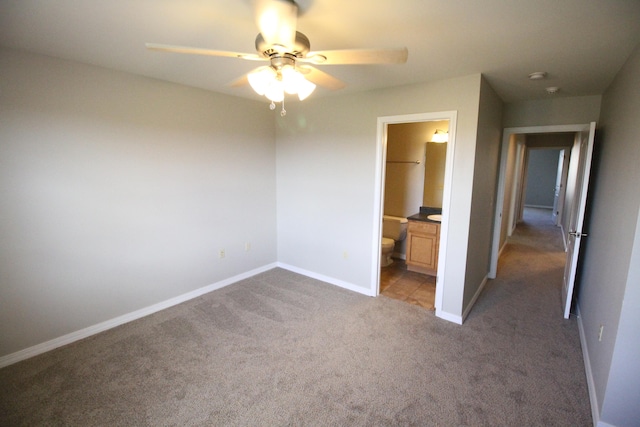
0;209;592;426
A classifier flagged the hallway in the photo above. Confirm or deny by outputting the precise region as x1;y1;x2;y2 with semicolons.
462;206;592;421
473;207;569;320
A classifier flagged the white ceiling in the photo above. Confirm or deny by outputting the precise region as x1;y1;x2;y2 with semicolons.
1;0;640;103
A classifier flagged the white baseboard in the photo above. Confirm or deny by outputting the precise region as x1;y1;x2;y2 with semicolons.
276;262;375;297
0;263;278;369
576;304;604;427
435;309;463;325
427;274;489;325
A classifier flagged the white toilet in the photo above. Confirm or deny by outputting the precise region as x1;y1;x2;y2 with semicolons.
381;215;408;267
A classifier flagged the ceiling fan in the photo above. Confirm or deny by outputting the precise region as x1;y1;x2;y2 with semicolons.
146;0;408;115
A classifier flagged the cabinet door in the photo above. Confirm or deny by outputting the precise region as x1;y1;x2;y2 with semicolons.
407;232;438;270
406;221;440;275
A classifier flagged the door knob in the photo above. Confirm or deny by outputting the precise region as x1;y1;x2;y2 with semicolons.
569;231;588;238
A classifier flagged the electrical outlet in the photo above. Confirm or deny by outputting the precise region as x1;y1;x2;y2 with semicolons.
343;251;349;260
245;242;251;252
219;249;225;259
598;325;604;342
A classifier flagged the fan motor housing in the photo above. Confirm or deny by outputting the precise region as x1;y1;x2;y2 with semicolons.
255;31;311;58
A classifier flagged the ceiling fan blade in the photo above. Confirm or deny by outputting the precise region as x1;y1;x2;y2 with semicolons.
301;48;409;65
145;43;266;61
254;0;298;50
298;66;346;91
229;74;250;88
228;66;271;88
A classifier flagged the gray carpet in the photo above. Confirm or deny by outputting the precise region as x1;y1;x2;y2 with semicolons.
0;209;592;426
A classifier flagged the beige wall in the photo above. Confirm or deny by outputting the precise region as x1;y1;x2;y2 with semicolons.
525;132;575;148
0;48;277;358
578;43;640;426
384;122;427;218
503;95;601;127
463;76;503;313
276;74;485;319
524;148;561;208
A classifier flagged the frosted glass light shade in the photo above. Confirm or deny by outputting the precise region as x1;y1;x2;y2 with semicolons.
248;67;276;96
248;65;315;102
431;129;449;143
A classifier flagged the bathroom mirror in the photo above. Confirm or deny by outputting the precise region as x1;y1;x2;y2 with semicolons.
423;121;448;208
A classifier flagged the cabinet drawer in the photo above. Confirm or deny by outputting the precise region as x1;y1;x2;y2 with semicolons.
408;220;439;235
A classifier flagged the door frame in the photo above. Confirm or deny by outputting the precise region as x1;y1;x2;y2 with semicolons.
372;111;457;317
489;124;594;279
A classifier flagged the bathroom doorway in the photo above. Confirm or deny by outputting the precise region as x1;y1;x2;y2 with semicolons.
372;111;457;318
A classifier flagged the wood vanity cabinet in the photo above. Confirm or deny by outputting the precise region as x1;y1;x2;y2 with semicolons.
406;219;440;276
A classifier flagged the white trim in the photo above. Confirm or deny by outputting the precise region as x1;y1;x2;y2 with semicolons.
277;262;375;296
462;275;489;322
371;117;388;296
560;223;568;251
0;263;277;369
577;304;602;427
374;111;457;322
489;132;512;279
498;241;508;259
434;309;463;325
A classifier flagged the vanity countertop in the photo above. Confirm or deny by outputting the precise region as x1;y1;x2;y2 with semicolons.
407;213;441;223
407;206;442;223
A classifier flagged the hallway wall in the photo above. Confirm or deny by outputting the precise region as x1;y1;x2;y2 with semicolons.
524;149;560;208
503;95;601;127
577;42;640;427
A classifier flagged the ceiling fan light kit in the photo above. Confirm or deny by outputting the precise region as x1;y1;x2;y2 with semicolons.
146;0;408;115
248;62;316;99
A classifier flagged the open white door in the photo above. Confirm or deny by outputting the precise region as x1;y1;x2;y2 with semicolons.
562;122;596;319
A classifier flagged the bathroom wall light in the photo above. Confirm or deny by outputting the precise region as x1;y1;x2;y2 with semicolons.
430;129;449;143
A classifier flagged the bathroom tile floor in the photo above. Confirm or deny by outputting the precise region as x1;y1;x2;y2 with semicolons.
380;259;436;311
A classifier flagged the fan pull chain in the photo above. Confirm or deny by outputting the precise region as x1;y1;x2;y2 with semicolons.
268;100;286;116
